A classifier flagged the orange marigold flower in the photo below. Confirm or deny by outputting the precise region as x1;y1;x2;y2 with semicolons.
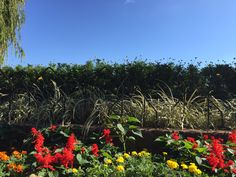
12;150;22;159
15;164;23;173
0;152;9;161
8;163;23;173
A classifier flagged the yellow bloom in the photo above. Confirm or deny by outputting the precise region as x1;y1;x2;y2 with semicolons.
138;151;150;157
131;151;138;156
162;152;168;156
188;163;201;175
104;159;112;164
167;160;179;169
194;169;202;175
116;165;125;172
181;163;188;169
123;153;130;159
116;156;124;163
72;168;78;173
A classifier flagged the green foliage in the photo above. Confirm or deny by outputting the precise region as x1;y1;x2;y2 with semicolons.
0;61;235;99
0;0;25;64
105;115;143;152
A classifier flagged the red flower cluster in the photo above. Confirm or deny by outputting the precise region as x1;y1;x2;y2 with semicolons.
102;129;113;144
91;144;99;157
228;130;236;144
171;132;180;140
31;128;77;170
206;139;234;172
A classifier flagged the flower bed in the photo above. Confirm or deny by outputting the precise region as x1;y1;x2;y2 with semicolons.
0;125;235;177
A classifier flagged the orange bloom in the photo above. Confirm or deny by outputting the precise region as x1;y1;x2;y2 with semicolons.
12;151;22;159
0;152;9;161
7;163;23;173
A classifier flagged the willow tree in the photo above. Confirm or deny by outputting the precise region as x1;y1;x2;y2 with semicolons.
0;0;25;64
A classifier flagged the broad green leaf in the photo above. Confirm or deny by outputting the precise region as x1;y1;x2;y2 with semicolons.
59;131;69;137
128;136;136;141
117;123;126;135
195;147;207;153
183;141;193;149
132;129;143;138
129;125;137;130
195;156;202;165
128;117;141;124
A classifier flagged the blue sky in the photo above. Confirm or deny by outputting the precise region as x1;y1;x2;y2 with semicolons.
6;0;236;66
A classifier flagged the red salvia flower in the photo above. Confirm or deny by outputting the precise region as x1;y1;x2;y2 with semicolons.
102;129;113;144
171;132;180;140
91;144;99;157
228;130;236;144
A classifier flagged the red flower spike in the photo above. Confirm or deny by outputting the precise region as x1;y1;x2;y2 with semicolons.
92;144;99;157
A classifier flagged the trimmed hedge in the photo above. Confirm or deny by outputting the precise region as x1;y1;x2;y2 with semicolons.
0;61;235;100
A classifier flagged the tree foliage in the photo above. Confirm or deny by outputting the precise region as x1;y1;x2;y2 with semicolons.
0;0;25;64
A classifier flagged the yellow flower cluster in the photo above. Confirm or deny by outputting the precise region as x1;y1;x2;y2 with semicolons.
116;165;125;172
181;163;188;169
104;158;112;164
72;168;78;173
123;153;130;159
167;160;179;169
188;163;202;175
0;151;9;161
138;150;151;157
116;156;124;163
131;151;138;156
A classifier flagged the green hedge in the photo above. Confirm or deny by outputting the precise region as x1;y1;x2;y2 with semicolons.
0;61;235;100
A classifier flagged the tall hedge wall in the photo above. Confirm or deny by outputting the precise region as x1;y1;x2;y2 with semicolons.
0;61;235;100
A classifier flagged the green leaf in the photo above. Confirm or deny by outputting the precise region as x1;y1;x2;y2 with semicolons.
132;129;143;138
76;154;89;165
102;152;112;159
195;147;207;153
54;148;63;153
227;148;235;155
59;131;69;137
195;156;202;165
117;124;126;135
183;141;192;149
110;115;120;120
128;117;141;124
129;125;137;130
127;136;136;141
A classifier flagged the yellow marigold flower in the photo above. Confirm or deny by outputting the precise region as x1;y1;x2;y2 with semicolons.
188;163;198;173
181;163;188;169
12;150;22;159
104;159;112;164
167;160;179;169
138;151;150;157
123;153;130;159
131;151;138;156
0;152;9;161
72;168;78;173
116;156;124;163
116;165;125;172
162;152;168;156
194;169;202;175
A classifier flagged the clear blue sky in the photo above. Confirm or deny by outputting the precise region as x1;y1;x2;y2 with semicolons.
6;0;236;66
